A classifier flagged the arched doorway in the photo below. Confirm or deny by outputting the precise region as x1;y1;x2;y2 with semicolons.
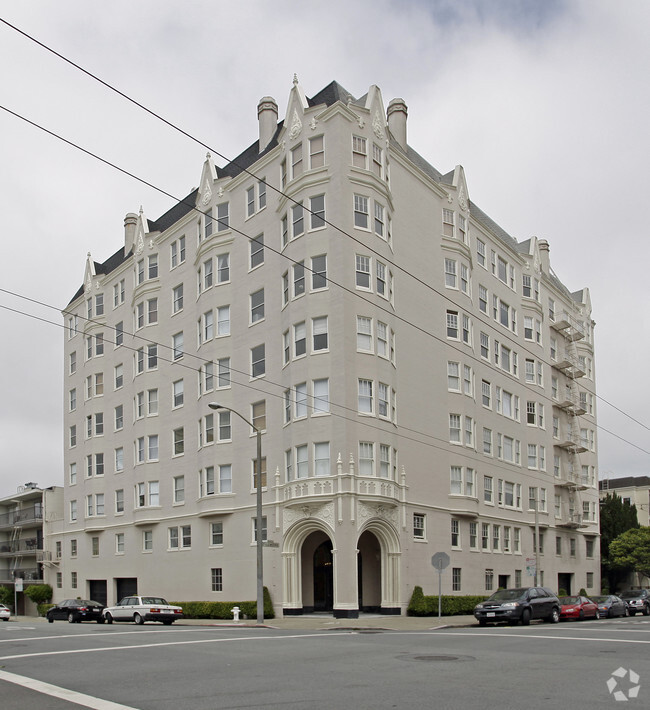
313;540;333;611
357;530;382;612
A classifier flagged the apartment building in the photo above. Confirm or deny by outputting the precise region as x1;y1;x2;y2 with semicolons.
53;79;600;616
600;476;650;526
0;484;63;614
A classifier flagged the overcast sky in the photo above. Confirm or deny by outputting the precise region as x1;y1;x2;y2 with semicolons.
0;0;648;496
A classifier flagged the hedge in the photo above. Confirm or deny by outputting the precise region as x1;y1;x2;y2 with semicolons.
407;585;487;616
171;586;274;620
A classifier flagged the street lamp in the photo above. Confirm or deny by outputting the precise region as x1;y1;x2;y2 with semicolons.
208;402;264;625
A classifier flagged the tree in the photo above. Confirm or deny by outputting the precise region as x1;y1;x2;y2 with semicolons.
23;584;53;605
609;527;650;586
0;585;12;606
599;493;639;590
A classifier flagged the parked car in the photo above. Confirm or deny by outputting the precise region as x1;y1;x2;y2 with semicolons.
0;604;10;621
103;596;183;625
590;595;628;618
619;589;650;616
46;599;105;623
474;587;561;626
558;595;599;620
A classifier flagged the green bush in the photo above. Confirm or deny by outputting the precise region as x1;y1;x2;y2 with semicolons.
407;586;487;616
172;586;275;620
0;585;12;607
38;603;55;617
24;584;53;605
578;588;587;596
558;588;568;597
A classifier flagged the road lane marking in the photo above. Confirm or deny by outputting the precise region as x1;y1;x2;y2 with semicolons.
0;628;197;643
0;632;355;660
424;631;650;644
0;669;140;710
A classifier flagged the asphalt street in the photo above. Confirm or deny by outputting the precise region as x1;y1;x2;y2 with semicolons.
1;615;648;709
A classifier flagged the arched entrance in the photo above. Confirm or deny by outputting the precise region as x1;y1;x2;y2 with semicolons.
313;540;333;611
357;530;382;612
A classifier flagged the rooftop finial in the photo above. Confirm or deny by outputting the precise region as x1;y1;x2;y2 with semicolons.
293;73;299;86
206;151;211;160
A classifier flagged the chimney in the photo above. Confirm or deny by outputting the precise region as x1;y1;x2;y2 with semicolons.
258;96;278;153
387;98;408;150
124;212;138;252
538;239;550;275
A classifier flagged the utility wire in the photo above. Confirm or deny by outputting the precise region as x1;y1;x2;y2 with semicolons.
1;18;647;434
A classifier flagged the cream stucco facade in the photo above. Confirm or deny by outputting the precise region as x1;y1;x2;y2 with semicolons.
51;79;600;617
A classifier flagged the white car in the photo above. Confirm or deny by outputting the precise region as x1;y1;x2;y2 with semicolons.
0;604;10;621
103;596;183;625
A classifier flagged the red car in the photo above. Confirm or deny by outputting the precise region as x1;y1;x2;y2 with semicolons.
559;595;599;621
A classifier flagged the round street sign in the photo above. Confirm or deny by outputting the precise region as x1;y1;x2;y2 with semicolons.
431;552;450;571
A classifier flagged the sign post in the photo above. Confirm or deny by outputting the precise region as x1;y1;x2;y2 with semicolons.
431;552;450;619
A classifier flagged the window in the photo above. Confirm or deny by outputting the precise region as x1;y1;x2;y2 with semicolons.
294;322;306;357
115;533;125;554
172;284;184;313
70;499;77;521
359;441;374;475
250;289;265;323
172;332;184;360
210;522;223;546
173;427;184;456
309;135;324;169
217;253;230;283
314;442;330;477
358;379;373;413
218;357;231;387
449;414;461;443
216;202;229;232
355;255;371;288
413;513;425;540
485;569;494;591
291;143;303;179
292;261;305;297
115;447;124;473
173;380;184;408
115;321;124;347
469;522;477;549
450;466;462;495
444;258;457;288
291;203;304;238
446;310;458;339
312;316;328;351
482;523;490;550
374;202;385;237
484;475;493;503
313;378;330;414
352;135;367;167
442;209;454;238
252;400;266;432
253;516;268;543
170;236;186;268
296;445;308;479
92;537;100;556
354;195;369;229
295;383;307;418
250;234;264;268
174;476;184;504
311;254;327;290
211;568;223;592
358;317;373;351
310;194;325;229
451;519;460;547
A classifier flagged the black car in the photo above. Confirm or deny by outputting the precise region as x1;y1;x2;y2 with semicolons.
46;599;105;624
474;587;561;626
619;589;650;616
590;594;628;618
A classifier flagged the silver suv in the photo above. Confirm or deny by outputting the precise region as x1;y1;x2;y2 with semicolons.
619;589;650;616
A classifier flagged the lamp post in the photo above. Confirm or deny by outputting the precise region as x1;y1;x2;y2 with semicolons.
208;402;264;625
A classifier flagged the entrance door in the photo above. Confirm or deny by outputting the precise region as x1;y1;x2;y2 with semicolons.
89;580;107;606
498;575;510;590
313;541;333;611
115;577;138;602
558;573;573;595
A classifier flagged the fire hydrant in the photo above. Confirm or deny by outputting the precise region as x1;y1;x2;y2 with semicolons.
231;606;240;622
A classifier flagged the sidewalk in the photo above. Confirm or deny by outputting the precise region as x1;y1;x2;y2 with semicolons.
13;613;477;631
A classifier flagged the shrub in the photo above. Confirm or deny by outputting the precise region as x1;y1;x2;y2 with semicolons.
407;586;487;616
172;587;275;620
38;603;55;617
578;588;587;596
24;584;53;605
0;585;12;607
558;588;568;597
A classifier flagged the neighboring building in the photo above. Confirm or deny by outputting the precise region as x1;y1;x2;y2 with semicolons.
0;483;63;614
599;476;650;526
53;79;600;616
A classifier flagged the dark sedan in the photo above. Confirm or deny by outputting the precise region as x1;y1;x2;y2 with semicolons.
46;599;105;623
591;594;629;618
